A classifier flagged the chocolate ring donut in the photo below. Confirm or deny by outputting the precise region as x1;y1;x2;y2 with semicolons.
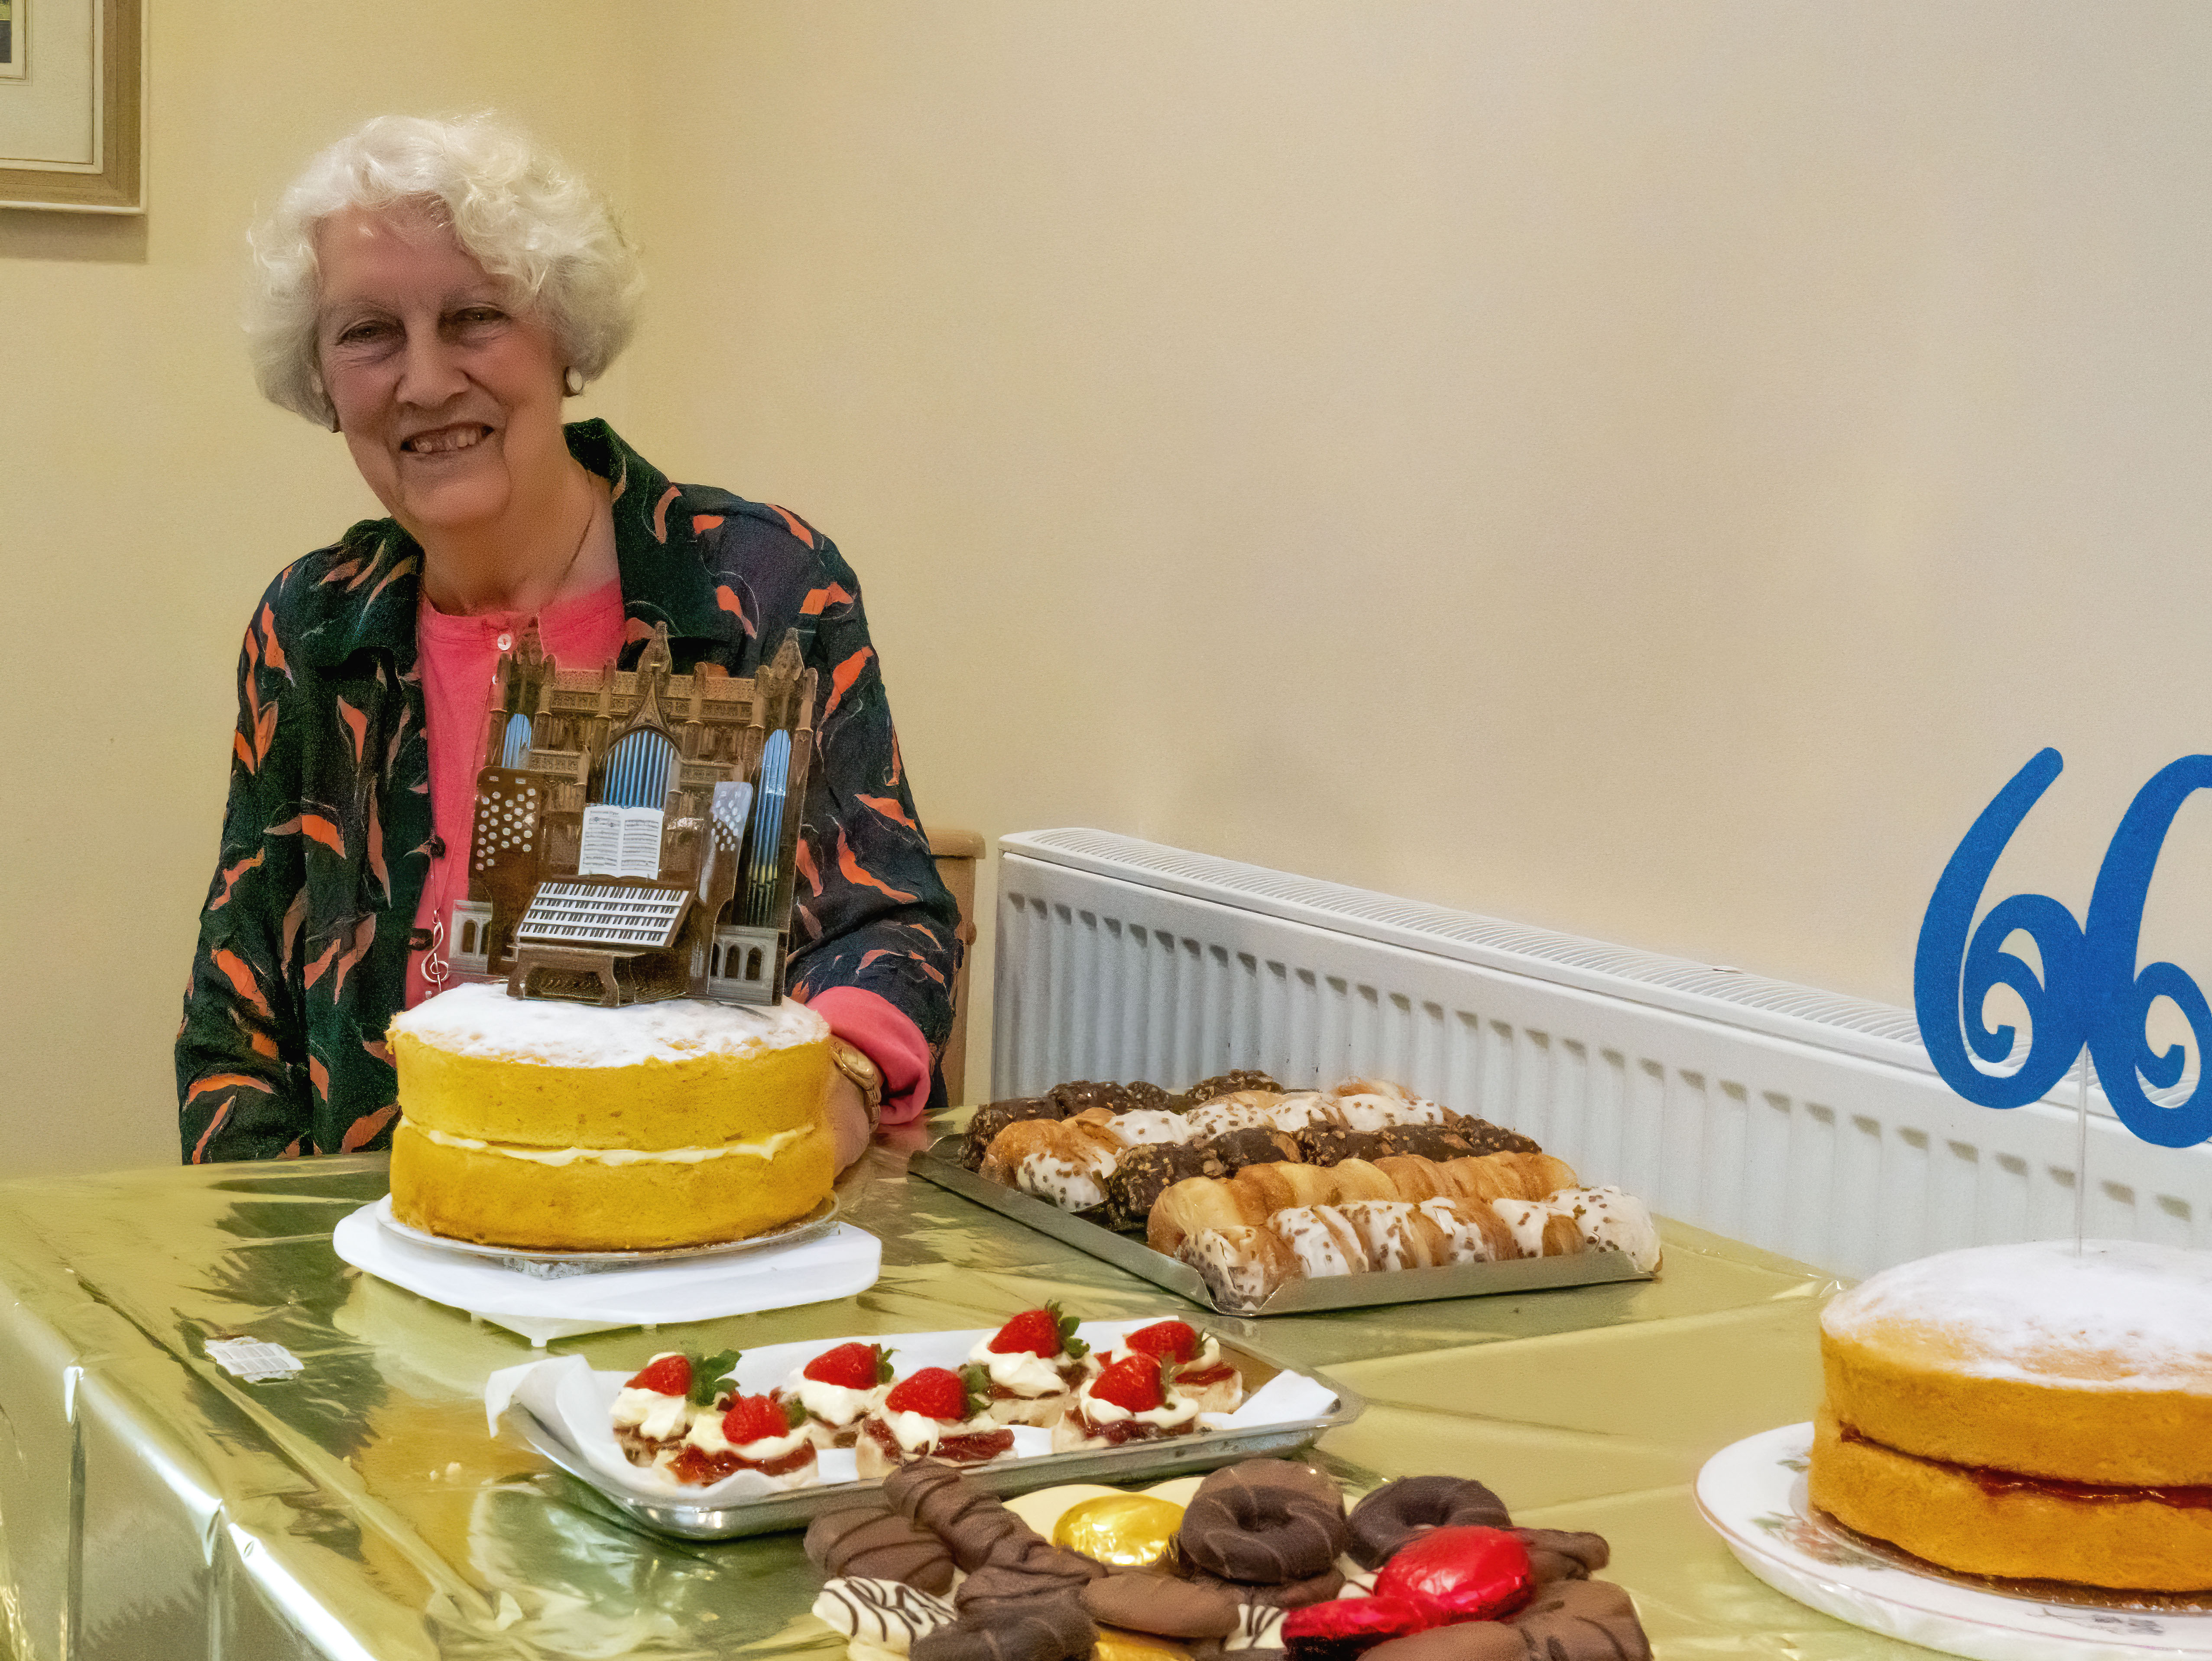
1178;1460;1349;1584
1182;1563;1346;1608
1346;1476;1513;1570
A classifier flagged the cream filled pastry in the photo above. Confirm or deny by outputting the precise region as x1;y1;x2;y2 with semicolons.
777;1341;895;1448
966;1305;1097;1425
664;1393;819;1489
1052;1352;1203;1451
853;1366;1016;1478
609;1348;736;1468
1105;1318;1244;1414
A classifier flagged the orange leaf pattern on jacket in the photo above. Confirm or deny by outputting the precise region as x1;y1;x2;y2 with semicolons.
178;421;960;1162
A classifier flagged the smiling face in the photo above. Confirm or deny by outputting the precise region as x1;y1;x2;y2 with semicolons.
314;203;573;541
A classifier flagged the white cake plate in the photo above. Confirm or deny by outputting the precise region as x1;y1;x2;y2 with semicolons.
1697;1424;2212;1661
332;1202;881;1346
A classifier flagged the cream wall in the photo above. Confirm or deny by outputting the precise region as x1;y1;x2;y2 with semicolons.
10;3;2212;1175
619;1;2212;1105
0;3;636;1175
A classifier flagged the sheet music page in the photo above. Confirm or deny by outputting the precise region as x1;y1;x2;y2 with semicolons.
619;809;665;879
578;805;625;878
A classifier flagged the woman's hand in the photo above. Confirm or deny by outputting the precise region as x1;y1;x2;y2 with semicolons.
827;1072;873;1173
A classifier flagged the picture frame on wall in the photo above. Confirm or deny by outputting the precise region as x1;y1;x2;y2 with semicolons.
0;0;143;212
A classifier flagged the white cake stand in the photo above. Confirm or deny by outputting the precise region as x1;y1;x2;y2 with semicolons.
1698;1423;2212;1661
332;1201;881;1345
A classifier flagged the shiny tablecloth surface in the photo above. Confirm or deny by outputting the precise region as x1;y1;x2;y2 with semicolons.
0;1142;1934;1660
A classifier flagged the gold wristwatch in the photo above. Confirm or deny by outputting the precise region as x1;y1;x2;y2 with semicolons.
829;1038;884;1133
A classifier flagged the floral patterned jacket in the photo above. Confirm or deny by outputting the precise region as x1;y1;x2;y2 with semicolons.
177;420;961;1163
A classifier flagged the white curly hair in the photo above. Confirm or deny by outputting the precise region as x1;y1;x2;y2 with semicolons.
246;113;642;428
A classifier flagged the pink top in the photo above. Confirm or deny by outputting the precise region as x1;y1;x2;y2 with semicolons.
407;580;931;1122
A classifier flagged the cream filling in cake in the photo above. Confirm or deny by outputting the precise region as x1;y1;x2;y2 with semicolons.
389;980;824;1066
410;1123;807;1166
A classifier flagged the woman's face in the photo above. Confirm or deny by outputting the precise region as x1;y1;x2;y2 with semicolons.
314;204;570;540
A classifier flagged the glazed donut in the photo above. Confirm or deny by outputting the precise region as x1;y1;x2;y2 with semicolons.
1177;1459;1350;1583
1346;1475;1514;1569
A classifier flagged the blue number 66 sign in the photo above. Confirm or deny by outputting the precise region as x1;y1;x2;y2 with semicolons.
1914;749;2212;1149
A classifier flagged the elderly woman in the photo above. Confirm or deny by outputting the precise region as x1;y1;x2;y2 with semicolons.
177;114;960;1171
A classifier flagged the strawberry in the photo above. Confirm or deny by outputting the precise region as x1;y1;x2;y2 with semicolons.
624;1353;691;1396
721;1393;807;1447
884;1365;989;1422
1123;1320;1200;1364
803;1342;895;1389
1088;1354;1169;1414
988;1302;1089;1360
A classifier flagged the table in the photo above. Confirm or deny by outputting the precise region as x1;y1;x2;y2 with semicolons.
0;1141;1934;1661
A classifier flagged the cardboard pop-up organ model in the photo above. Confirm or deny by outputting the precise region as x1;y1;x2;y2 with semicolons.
444;621;817;1008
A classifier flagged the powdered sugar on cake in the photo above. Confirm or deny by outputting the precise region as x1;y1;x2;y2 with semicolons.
389;981;826;1067
1823;1238;2212;1391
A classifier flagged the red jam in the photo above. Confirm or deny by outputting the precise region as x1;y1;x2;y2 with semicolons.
862;1417;1014;1466
1839;1425;2212;1509
1073;1412;1165;1446
1180;1364;1238;1388
666;1441;817;1486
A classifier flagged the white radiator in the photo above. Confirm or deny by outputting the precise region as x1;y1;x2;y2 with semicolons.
989;829;2212;1279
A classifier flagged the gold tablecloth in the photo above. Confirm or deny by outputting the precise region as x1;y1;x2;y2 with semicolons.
0;1140;1934;1660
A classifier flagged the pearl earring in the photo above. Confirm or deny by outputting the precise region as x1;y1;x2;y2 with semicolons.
563;367;585;396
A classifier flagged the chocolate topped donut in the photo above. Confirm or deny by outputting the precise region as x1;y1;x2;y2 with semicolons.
1179;1459;1350;1584
1359;1578;1650;1661
1346;1476;1513;1569
804;1505;957;1593
1206;1127;1304;1171
1515;1527;1609;1585
963;1098;1064;1168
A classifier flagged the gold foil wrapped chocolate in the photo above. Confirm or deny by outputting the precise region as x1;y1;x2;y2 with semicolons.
1051;1493;1187;1569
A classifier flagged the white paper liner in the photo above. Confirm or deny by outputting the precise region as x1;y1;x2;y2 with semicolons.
487;1320;1341;1506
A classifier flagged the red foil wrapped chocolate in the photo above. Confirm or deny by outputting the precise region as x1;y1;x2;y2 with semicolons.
1281;1594;1432;1658
1373;1524;1535;1625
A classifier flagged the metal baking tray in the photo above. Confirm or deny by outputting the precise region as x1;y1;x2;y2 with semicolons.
507;1323;1361;1541
911;1136;1652;1315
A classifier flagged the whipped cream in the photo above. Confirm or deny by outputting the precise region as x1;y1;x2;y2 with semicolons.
391;981;827;1066
610;1385;691;1441
1491;1197;1552;1257
410;1123;804;1166
682;1410;810;1463
1269;1205;1366;1276
1014;1149;1111;1210
964;1339;1070;1397
1109;1109;1197;1145
1071;1377;1201;1432
785;1371;883;1427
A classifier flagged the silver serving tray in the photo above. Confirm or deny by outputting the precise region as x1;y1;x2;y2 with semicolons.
508;1325;1362;1540
374;1193;839;1279
911;1137;1651;1314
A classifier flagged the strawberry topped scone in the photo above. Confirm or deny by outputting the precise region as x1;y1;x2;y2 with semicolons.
611;1349;735;1468
1108;1319;1244;1415
966;1304;1096;1426
777;1341;895;1448
666;1393;820;1489
854;1366;1018;1478
1051;1352;1203;1451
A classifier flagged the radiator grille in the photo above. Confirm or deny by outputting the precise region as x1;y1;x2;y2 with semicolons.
991;830;2212;1277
